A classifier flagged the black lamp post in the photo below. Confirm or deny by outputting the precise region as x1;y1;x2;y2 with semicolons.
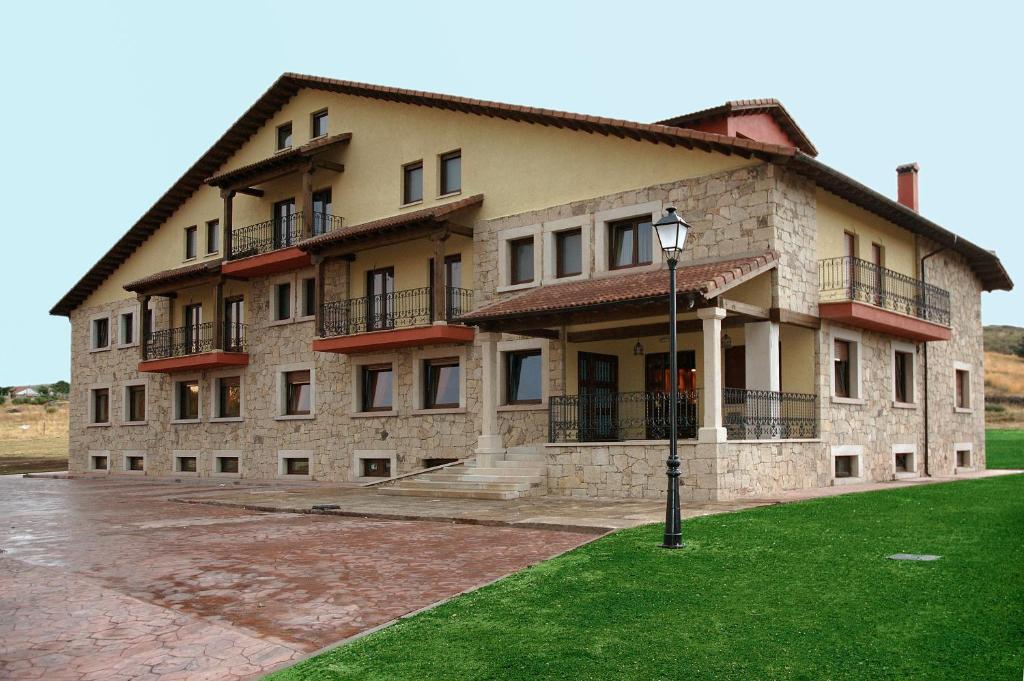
653;206;691;549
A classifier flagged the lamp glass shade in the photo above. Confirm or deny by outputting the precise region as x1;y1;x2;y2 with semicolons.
654;207;689;257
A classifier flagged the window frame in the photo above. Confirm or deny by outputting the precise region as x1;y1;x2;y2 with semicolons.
892;444;917;478
298;276;317;320
360;363;395;413
211;373;243;421
122;450;146;474
830;329;863;404
498;338;549;409
88;385;111;426
954;362;973;412
423;357;461;410
269;275;295;324
123;380;148;425
172;376;201;424
276;121;293;151
278;450;314;479
438;149;461;196
555;228;583;279
411;347;467;413
116;306;138;348
184;225;198;260
830;445;864;484
594;202;663;275
90;314;111;352
213;451;242;478
954;442;973;470
205;219;220;255
310;109;328;138
509;236;536;286
891;341;917;407
607;216;654;271
88;451;110;472
276;363;315;420
402;160;424;205
173;450;200;476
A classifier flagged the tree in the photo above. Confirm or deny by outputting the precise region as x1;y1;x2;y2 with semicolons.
1015;336;1024;359
52;380;70;395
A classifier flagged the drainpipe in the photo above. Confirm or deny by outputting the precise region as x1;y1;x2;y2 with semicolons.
919;236;955;476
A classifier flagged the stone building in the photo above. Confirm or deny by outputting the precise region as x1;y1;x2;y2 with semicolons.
51;75;1012;501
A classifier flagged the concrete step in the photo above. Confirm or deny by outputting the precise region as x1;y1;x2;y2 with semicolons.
380;487;519;500
504;450;545;462
467;465;547;477
490;459;546;470
395;479;534;492
418;472;545;484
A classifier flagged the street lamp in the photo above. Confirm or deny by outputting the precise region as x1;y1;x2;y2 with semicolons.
653;206;691;549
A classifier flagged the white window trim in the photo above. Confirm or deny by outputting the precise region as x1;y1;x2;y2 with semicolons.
891;340;917;408
209;370;245;422
891;443;917;480
411;346;468;413
954;441;974;472
212;450;243;478
122;450;147;475
953;361;973;413
276;361;316;420
351;449;398;482
830;444;864;485
171;375;202;424
88;450;110;473
296;270;317;323
122;379;149;425
89;312;112;352
87;383;112;427
350;353;399;417
497;223;543;293
542;216;591;283
172;450;200;477
278;450;314;480
116;305;140;349
268;274;297;326
830;327;864;404
497;338;549;410
593;200;664;276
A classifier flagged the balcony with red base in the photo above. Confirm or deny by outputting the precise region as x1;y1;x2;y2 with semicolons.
221;212;342;279
312;286;475;354
139;322;249;373
818;256;951;342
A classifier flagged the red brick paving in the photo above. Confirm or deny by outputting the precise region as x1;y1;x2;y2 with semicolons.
0;477;591;680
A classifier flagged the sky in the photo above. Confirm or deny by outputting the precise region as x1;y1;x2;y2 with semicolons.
1;1;1021;385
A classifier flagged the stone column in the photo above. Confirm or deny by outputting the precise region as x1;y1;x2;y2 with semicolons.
744;321;780;391
475;331;505;465
698;307;727;443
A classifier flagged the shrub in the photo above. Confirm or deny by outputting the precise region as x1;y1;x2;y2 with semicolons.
986;403;1007;413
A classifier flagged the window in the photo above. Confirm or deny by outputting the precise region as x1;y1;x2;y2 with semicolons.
956;449;972;467
955;368;971;410
361;364;393;412
206;219;219;254
834;455;856;478
510;236;535;285
311;109;328;138
894;451;911;473
175;380;200;421
286;458;309;475
505;350;542;404
118;311;134;346
91;454;108;471
894;348;915;404
216;456;240;474
92;317;110;350
361;458;391;478
176;455;198;473
608;216;653;269
91;388;109;424
216;376;241;419
556;229;582;278
126;455;145;472
403;161;423;204
285;370;311;415
832;334;862;401
424;358;460;409
184;225;197;260
273;281;292;321
125;384;146;423
834;340;852;399
439;150;461;195
276;122;293;150
300;277;316;318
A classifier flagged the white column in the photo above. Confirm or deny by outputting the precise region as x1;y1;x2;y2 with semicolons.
744;321;780;391
475;332;505;463
698;307;727;443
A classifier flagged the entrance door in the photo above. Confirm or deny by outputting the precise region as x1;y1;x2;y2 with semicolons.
224;297;244;352
273;198;297;248
312;189;332;236
183;304;202;354
366;267;395;331
644;351;697;439
428;254;463;319
577;352;618;441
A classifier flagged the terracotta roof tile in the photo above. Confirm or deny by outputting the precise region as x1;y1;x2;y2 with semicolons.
458;252;779;324
123;260;221;293
204;133;351;187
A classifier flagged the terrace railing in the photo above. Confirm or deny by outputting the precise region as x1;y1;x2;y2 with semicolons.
818;256;950;326
144;322;246;360
320;286;474;337
548;390;701;443
228;211;343;260
722;388;818;440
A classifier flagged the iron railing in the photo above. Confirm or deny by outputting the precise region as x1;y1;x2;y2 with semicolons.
818;256;950;325
548;390;701;443
228;211;342;260
144;322;246;360
722;388;818;440
320;286;474;337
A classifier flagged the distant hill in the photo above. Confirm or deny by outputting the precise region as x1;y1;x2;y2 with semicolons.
984;325;1024;355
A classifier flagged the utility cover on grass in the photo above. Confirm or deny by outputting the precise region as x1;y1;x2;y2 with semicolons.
888;553;942;561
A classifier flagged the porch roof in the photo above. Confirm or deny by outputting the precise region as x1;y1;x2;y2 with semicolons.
204;133;352;190
123;259;222;294
458;251;778;326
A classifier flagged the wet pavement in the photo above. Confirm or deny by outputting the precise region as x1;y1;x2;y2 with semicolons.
0;476;593;680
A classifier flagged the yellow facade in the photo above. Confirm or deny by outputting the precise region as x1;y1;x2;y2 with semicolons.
816;189;917;277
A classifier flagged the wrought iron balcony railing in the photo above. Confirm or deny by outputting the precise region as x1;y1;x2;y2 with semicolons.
144;322;246;360
722;388;818;440
228;211;342;260
548;390;701;443
818;256;950;326
320;286;474;337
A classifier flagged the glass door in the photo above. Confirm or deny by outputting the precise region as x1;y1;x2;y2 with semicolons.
644;351;697;439
366;267;395;331
312;189;332;236
578;352;618;441
183;304;202;354
273;198;297;248
224;297;244;352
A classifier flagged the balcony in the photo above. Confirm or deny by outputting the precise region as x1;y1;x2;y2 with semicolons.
548;388;817;443
818;256;951;341
222;212;343;278
139;322;249;373
312;286;476;354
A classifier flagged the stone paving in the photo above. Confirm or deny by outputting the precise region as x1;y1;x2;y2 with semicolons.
0;476;592;680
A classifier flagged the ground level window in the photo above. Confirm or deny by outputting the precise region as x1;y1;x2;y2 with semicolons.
285;458;309;475
91;455;108;470
361;458;391;478
176;456;197;473
424;358;460;408
216;456;239;474
126;455;145;472
895;452;911;473
834;455;856;478
956;449;971;467
506;349;542;404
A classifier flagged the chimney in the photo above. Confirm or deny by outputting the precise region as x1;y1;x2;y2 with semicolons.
896;162;919;212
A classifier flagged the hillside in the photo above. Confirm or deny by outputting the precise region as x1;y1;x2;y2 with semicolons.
984;325;1024;356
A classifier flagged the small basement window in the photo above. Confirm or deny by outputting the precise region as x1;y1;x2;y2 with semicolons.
956;449;971;467
834;455;857;478
285;457;309;475
126;455;145;472
176;456;197;473
895;452;911;473
216;456;239;474
361;458;391;478
91;454;108;471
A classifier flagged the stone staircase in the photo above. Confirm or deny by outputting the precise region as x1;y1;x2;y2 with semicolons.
379;446;547;500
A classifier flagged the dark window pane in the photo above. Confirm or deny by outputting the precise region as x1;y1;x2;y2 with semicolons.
206;220;219;254
895;352;910;403
611;223;634;268
93;389;109;423
302;278;316;317
637;220;653;264
507;350;542;404
127;456;145;471
362;365;393;411
425;359;460;408
121;313;133;345
178;380;199;420
93;318;109;348
218;457;239;473
179;456;197;473
127;385;146;422
277;123;293;150
185;226;197;259
556;229;582;277
440;151;461;194
312;110;328;137
286;370;311;415
276;282;291;321
511;237;534;284
286;458;309;475
834;340;850;399
361;458;391;477
312;189;332;234
219;376;241;418
403;162;423;204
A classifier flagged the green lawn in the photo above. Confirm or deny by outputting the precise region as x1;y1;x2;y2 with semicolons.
268;474;1024;680
986;429;1024;469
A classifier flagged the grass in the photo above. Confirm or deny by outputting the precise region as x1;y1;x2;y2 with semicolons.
267;474;1024;681
0;402;68;474
985;429;1024;469
985;351;1024;398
